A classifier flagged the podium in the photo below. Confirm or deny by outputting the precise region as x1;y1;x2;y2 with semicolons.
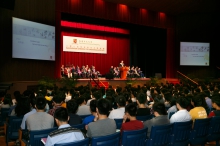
120;66;129;79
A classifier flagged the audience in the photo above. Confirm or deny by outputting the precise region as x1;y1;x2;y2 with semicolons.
170;96;192;123
82;99;97;127
208;94;220;117
136;92;150;116
66;99;82;125
86;98;116;137
48;92;65;116
108;95;126;119
76;96;91;115
45;107;85;146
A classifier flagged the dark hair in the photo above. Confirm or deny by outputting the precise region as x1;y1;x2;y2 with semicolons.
211;94;220;107
54;107;68;122
191;93;208;109
53;92;65;104
176;96;189;109
125;103;137;116
152;102;167;115
116;95;126;107
96;98;110;115
76;96;85;105
15;96;30;116
67;99;79;114
137;92;146;104
30;97;36;108
36;97;46;110
169;96;177;107
90;100;97;113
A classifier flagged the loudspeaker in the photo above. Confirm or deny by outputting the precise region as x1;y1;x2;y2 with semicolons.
0;0;15;10
105;73;114;79
155;73;162;79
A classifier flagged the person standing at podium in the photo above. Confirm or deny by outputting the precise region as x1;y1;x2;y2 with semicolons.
119;60;124;67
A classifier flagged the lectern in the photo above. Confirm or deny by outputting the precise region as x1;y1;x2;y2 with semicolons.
120;66;129;79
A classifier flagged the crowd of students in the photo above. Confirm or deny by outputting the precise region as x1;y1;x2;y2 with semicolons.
0;80;220;145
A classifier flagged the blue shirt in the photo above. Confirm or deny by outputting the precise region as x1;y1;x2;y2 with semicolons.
82;115;95;125
20;108;37;129
45;124;84;146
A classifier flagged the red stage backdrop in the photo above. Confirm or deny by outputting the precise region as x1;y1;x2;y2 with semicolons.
58;21;130;78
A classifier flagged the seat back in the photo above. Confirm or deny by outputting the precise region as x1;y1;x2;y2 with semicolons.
207;116;220;144
189;118;211;145
114;119;123;129
121;127;148;146
54;138;90;146
91;132;120;146
71;123;85;130
79;114;91;121
0;108;10;125
29;127;57;146
136;115;154;122
6;116;24;143
170;120;192;146
146;124;173;146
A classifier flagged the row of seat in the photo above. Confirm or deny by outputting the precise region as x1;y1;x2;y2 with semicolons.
18;116;220;146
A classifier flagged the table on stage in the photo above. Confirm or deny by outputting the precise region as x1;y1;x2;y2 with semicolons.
120;66;129;79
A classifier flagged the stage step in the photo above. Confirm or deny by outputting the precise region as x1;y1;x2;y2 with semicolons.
91;81;109;89
166;78;180;85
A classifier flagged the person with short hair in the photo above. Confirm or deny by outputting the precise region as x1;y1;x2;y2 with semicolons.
136;92;150;116
208;94;220;117
170;96;192;123
66;99;82;125
143;102;170;137
86;98;116;138
45;107;85;146
48;92;65;116
121;103;144;133
82;99;97;126
26;97;54;131
108;95;126;119
76;96;91;115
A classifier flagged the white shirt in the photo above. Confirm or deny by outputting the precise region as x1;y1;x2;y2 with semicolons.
170;109;192;123
108;107;125;119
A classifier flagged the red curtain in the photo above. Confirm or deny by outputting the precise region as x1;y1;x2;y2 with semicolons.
59;23;130;77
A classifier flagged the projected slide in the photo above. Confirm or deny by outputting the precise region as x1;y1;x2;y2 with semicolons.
180;42;210;66
12;17;55;61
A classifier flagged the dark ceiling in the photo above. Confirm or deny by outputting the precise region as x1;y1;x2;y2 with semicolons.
103;0;220;16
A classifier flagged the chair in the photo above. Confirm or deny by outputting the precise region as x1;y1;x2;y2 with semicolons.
79;114;92;121
169;112;175;119
189;118;211;146
114;119;123;129
136;115;154;122
121;127;148;146
146;124;173;146
169;120;193;146
54;138;90;146
91;132;120;146
0;108;10;126
21;127;57;146
206;116;220;146
5;115;24;145
71;123;85;130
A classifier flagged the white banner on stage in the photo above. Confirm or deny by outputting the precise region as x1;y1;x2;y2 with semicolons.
63;36;107;54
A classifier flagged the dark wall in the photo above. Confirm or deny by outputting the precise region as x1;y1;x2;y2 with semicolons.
0;0;56;81
176;12;220;79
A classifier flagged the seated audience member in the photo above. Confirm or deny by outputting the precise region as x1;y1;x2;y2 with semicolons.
108;95;126;119
136;92;150;116
203;90;212;111
86;98;116;138
20;97;37;130
0;94;12;109
82;100;97;126
11;96;30;116
170;96;192;123
121;103;144;133
66;99;82;125
144;102;170;137
48;92;65;116
189;94;208;122
76;96;91;115
45;107;85;146
208;94;220;117
167;96;178;118
26;97;54;130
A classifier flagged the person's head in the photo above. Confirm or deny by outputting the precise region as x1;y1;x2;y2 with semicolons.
96;98;111;116
35;97;46;110
15;96;30;116
116;95;126;107
90;99;97;113
125;103;137;118
76;96;86;105
67;99;79;114
176;96;189;109
136;92;147;105
54;107;69;126
211;94;220;109
53;92;65;105
191;93;208;109
152;102;167;116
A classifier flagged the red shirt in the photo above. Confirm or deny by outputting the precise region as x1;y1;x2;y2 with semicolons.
121;120;144;133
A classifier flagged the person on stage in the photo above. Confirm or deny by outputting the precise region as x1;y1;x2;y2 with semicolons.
61;65;64;78
119;60;124;67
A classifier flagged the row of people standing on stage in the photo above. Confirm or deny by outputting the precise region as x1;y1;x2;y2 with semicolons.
61;64;101;79
109;65;145;78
